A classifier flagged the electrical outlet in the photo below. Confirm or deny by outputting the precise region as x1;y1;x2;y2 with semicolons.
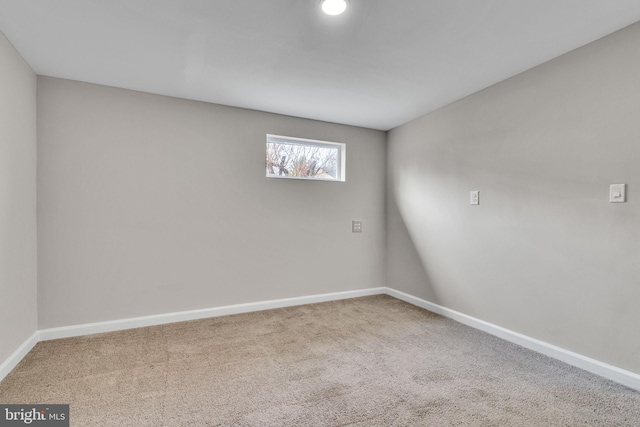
352;220;362;233
609;184;626;203
470;191;479;205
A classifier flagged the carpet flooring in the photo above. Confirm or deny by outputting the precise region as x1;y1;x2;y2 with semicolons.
1;295;639;426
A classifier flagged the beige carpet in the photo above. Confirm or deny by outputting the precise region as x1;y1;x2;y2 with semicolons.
1;295;639;426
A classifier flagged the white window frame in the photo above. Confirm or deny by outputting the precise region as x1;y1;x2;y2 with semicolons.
266;134;346;182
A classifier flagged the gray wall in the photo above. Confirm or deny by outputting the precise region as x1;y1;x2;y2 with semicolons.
388;22;640;374
37;77;386;329
0;33;37;363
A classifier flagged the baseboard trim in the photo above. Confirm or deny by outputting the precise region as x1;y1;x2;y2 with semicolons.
0;332;39;383
384;287;640;392
38;287;387;342
5;287;639;392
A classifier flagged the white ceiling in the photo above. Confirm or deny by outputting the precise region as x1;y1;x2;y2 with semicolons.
1;1;640;131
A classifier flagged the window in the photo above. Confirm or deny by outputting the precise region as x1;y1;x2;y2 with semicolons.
266;134;346;181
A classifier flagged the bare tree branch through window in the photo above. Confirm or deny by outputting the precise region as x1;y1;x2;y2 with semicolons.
266;135;345;181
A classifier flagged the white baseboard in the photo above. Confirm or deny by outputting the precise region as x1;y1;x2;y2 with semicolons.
385;287;640;392
4;286;639;393
38;287;386;342
0;332;39;383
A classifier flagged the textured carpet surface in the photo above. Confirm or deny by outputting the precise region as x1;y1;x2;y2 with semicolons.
1;295;639;426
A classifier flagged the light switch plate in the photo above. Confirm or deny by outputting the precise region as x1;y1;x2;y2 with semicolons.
352;220;362;233
609;184;626;203
470;191;479;205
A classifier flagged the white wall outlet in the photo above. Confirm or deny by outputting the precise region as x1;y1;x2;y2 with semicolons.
470;191;479;205
609;184;626;203
352;220;362;233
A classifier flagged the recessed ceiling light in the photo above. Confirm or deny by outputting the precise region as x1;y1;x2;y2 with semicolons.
321;0;348;16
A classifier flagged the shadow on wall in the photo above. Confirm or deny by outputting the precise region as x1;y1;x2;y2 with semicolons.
387;183;439;304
